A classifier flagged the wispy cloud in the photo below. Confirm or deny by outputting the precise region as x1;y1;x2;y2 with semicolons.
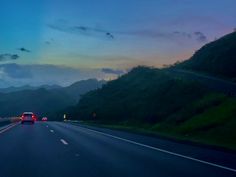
18;47;31;53
48;20;208;43
45;38;54;45
72;26;115;39
118;29;207;43
194;32;208;42
0;63;116;87
1;63;32;79
173;31;192;39
101;68;125;75
48;21;115;40
45;41;51;45
0;54;19;61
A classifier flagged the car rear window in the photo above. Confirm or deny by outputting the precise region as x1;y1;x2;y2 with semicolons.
23;114;33;116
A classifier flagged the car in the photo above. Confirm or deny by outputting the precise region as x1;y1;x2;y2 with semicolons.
42;117;48;121
21;112;36;124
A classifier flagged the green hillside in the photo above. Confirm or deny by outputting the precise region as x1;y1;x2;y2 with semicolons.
178;32;236;80
53;32;236;150
63;66;236;150
70;67;208;123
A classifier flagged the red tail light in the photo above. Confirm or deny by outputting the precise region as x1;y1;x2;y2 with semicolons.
21;115;25;120
32;114;36;121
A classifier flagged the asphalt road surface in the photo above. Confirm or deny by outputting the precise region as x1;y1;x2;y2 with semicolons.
0;122;236;177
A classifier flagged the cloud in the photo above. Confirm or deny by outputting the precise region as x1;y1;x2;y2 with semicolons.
101;68;125;75
117;30;173;39
72;26;115;39
0;54;19;61
0;63;32;79
45;41;51;45
48;20;208;43
106;32;114;39
194;32;208;42
0;63;116;88
18;47;31;53
117;29;207;43
45;38;54;45
48;21;115;40
173;31;192;38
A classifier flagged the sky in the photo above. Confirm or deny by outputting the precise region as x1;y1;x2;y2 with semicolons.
0;0;236;87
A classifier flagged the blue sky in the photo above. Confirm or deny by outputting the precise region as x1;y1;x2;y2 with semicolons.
0;0;235;86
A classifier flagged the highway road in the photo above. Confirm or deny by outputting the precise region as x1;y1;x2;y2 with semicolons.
0;122;236;177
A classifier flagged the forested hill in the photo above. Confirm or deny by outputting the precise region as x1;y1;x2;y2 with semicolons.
177;31;236;80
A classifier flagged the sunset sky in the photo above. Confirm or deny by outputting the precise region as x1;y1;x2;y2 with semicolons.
0;0;235;87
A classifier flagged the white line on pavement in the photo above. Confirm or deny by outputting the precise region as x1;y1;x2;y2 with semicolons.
60;139;68;145
0;123;19;134
50;129;54;133
78;125;236;173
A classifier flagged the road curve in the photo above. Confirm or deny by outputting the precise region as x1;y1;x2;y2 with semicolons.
0;122;235;177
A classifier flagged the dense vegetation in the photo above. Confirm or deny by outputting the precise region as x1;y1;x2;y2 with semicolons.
65;66;208;123
177;32;236;80
153;93;236;150
64;67;236;150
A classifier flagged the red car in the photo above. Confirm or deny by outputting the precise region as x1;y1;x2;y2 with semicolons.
21;112;36;124
42;117;48;121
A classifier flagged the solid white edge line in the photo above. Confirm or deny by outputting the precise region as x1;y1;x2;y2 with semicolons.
0;122;19;134
60;139;68;145
77;125;236;173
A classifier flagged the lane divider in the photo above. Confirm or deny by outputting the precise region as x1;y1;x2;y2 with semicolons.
0;122;19;134
78;125;236;173
60;139;68;145
50;129;54;133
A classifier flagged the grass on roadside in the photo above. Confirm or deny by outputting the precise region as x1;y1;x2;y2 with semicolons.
79;93;236;152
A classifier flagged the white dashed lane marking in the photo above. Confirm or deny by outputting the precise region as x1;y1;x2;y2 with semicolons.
0;123;19;134
60;139;68;145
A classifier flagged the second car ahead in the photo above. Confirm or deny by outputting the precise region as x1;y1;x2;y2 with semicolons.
21;112;36;124
42;117;48;121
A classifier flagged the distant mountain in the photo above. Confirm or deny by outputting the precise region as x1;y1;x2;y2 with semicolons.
177;32;236;79
0;84;62;93
0;88;74;117
60;79;106;100
0;79;106;117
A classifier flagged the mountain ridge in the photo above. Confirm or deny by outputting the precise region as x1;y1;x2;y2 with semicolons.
176;31;236;80
0;79;106;117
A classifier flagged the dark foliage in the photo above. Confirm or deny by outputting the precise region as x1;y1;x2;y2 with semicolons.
66;66;207;123
177;32;236;79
